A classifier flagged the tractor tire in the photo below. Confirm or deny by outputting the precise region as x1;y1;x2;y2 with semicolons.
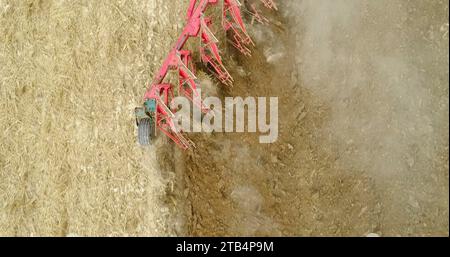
138;118;154;146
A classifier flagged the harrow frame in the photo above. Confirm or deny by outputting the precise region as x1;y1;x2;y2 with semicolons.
136;0;277;149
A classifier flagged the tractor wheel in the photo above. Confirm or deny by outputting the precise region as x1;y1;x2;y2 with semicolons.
138;118;154;146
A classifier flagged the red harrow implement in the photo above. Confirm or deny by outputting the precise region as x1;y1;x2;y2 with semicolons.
135;0;277;149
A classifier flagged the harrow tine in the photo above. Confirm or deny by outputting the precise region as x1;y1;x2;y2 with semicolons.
204;56;234;87
159;125;193;150
153;86;195;150
260;0;278;11
200;16;223;64
248;3;270;25
200;15;234;86
223;0;254;55
223;0;247;34
228;37;251;57
176;50;212;114
155;92;175;120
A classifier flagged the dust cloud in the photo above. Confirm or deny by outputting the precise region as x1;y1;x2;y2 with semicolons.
285;0;449;234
